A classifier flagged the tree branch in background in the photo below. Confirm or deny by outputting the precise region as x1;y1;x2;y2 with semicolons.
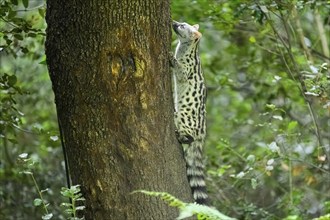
265;7;324;150
314;9;330;64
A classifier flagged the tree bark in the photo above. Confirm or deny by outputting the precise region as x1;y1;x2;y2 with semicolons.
45;0;193;219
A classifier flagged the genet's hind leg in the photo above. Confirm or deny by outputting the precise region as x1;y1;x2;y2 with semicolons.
174;111;195;144
175;130;194;144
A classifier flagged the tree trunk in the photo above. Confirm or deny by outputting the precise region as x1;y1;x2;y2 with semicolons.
45;0;193;219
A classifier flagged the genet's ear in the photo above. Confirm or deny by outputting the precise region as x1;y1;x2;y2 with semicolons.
193;24;199;30
194;31;202;39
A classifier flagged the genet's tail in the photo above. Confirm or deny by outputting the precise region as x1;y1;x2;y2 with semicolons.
184;140;208;204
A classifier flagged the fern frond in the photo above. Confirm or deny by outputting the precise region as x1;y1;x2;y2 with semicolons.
133;190;185;209
133;190;236;220
179;203;236;220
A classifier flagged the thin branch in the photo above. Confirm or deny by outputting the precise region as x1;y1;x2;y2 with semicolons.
16;4;45;12
314;9;330;67
0;17;19;28
292;6;314;63
265;7;324;149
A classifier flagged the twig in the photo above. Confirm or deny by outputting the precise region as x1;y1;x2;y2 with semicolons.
16;4;45;12
265;7;324;149
314;9;330;61
292;6;314;63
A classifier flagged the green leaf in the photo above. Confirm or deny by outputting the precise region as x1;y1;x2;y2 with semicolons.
246;155;255;164
287;121;298;132
8;75;17;86
134;190;236;220
283;215;301;220
33;198;43;206
13;34;23;40
259;5;268;13
61;188;73;197
8;138;18;144
22;0;29;8
21;47;29;54
251;178;258;189
41;188;49;193
12;27;22;33
42;213;53;220
313;214;330;220
60;202;72;207
249;36;256;43
50;135;58;141
266;104;276;110
39;59;47;65
38;8;46;18
18;153;28;159
11;0;18;5
324;201;330;213
178;203;236;220
8;9;17;19
5;39;13;45
76;205;86;211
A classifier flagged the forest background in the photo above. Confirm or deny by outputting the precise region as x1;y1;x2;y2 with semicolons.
1;0;329;219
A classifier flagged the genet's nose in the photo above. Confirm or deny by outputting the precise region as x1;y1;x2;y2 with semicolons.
172;20;179;29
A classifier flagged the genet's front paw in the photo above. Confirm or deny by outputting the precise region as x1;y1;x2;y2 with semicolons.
169;52;177;68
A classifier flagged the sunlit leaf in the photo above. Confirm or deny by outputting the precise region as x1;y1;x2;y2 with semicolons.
38;8;46;18
76;206;86;211
272;115;283;120
50;135;59;141
266;104;276;110
318;155;326;162
287;121;298;132
61;202;72;207
18;153;28;159
41;188;49;193
259;5;268;13
33;198;43;206
268;142;279;153
246;155;255;164
249;36;256;43
267;159;274;165
42;213;53;220
305;91;319;96
236;171;245;178
251;178;258;189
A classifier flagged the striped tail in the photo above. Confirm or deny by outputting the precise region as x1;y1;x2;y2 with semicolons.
183;140;208;204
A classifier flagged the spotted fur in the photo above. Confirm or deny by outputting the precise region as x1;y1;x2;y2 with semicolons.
171;20;208;204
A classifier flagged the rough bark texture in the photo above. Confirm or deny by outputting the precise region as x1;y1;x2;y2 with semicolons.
45;0;193;219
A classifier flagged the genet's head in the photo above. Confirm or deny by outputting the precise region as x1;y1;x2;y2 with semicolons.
172;21;202;43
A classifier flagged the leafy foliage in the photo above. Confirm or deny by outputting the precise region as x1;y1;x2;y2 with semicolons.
17;153;53;220
60;185;86;220
313;214;330;220
172;0;330;219
16;153;85;219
